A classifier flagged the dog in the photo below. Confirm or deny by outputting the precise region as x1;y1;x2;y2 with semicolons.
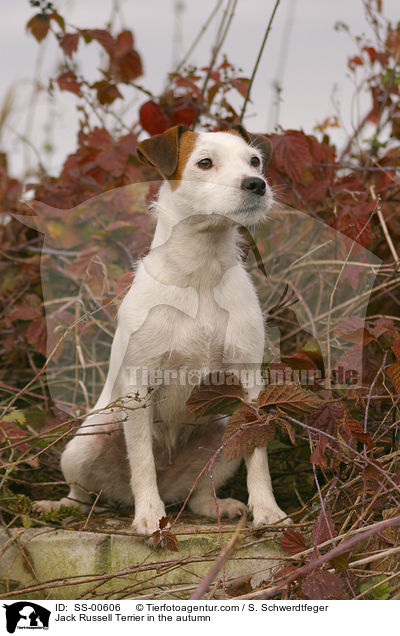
34;125;288;534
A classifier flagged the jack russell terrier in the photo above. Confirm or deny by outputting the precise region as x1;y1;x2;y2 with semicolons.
34;125;288;534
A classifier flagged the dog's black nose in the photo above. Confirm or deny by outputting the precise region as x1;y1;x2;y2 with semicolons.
241;177;266;197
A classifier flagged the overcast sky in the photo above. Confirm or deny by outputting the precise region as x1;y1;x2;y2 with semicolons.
0;0;398;178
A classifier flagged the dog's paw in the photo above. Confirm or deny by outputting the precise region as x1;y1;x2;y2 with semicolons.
132;501;166;536
189;495;247;520
32;499;63;514
251;504;292;527
218;497;248;519
32;498;86;514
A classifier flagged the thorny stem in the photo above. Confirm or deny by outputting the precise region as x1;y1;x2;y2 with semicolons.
239;0;281;122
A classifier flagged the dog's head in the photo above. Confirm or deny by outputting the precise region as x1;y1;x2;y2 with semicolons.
137;125;273;226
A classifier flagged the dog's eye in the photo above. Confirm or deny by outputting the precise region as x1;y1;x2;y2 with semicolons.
197;158;213;170
250;156;261;168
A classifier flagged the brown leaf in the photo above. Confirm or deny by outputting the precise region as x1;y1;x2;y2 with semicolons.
93;81;122;105
387;362;400;394
114;30;134;57
139;100;170;135
86;127;113;149
231;77;250;98
271;130;312;182
278;418;296;444
310;434;329;466
159;515;171;530
186;375;244;417
83;29;115;54
302;570;345;600
60;33;80;58
57;71;81;96
312;509;336;546
223;407;275;461
26;14;50;42
280;529;307;555
257;384;322;415
110;50;143;82
344;417;374;448
97;146;129;177
152;517;178;552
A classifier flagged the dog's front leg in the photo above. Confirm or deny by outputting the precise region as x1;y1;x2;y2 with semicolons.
243;382;289;526
245;447;288;526
123;391;166;535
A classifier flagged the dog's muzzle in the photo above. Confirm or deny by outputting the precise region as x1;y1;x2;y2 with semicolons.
241;177;266;197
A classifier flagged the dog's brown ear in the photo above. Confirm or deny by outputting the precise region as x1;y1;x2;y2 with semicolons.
137;125;187;178
233;124;273;169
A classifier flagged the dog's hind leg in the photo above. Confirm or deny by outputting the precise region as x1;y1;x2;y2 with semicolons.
157;419;247;520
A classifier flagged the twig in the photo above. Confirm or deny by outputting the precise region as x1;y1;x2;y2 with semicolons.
258;514;400;599
370;185;400;265
190;513;246;599
240;0;281;122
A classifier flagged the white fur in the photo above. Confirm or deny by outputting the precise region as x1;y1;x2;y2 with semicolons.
34;131;288;534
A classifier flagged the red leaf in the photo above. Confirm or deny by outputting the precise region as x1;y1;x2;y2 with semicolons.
257;384;322;415
387;362;400;394
302;571;345;600
344;417;374;448
83;29;115;54
86;127;112;149
223;408;275;461
140;101;170;135
280;529;307;555
60;33;80;58
26;14;50;42
57;71;81;96
348;55;364;70
93;81;122;105
312;509;336;546
0;422;29;453
186;375;244;417
231;78;250;98
271;131;312;182
114;30;134;57
110;50;143;82
310;434;329;467
97;146;129;177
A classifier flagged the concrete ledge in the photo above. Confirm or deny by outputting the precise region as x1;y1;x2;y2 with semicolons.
0;523;282;599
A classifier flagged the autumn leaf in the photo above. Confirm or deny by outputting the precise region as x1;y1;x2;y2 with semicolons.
312;508;336;546
344;417;374;448
186;375;244;417
151;516;179;552
387;362;400;394
26;14;50;42
302;571;345;600
82;29;114;54
280;529;307;555
271;130;312;182
310;434;329;466
257;384;322;415
93;81;122;105
86;127;113;149
60;33;80;58
140;101;170;135
57;71;81;96
222;407;275;461
114;30;134;57
231;77;250;98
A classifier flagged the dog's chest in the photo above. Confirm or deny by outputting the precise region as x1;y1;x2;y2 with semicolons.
166;292;229;369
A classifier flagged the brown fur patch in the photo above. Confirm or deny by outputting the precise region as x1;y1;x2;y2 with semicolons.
169;130;198;190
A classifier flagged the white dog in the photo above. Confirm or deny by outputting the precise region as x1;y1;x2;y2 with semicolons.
35;125;288;534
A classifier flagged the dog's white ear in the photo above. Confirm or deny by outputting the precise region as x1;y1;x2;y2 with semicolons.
137;125;187;178
233;124;273;169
